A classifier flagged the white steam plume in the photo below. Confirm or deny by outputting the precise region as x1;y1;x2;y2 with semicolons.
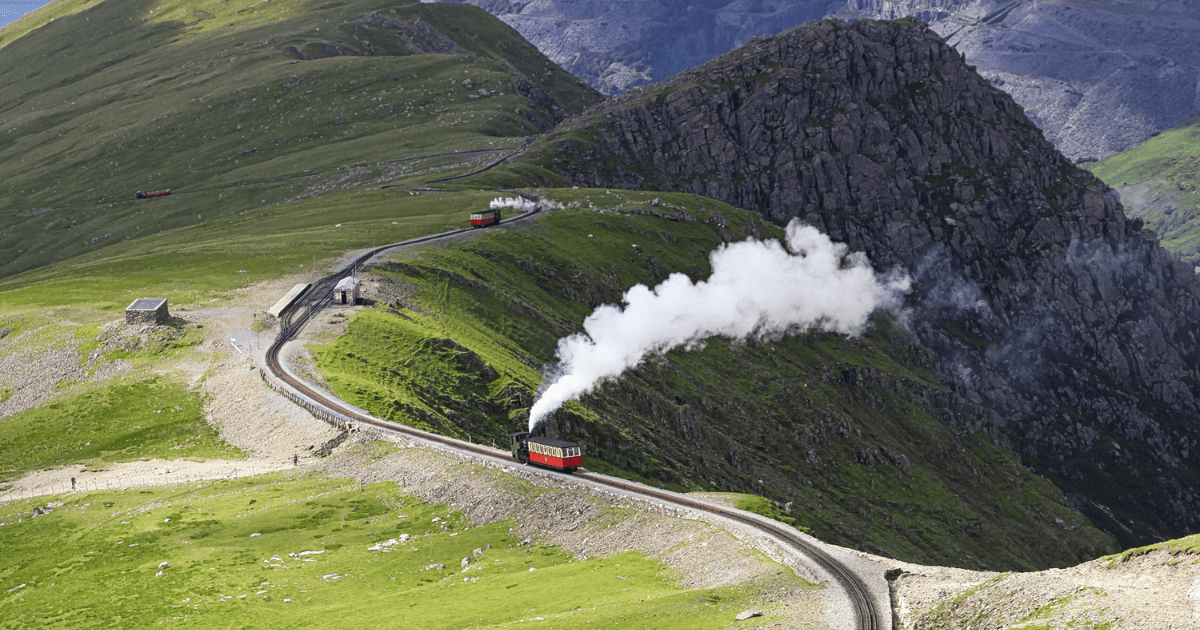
490;196;539;212
528;221;910;431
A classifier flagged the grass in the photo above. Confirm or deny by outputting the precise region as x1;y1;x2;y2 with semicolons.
1088;122;1200;263
1103;532;1200;566
730;494;810;533
0;0;601;280
307;190;1116;571
0;375;238;483
0;189;518;314
0;474;798;628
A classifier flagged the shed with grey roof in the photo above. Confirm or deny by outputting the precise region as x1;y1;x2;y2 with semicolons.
334;277;360;305
125;298;169;325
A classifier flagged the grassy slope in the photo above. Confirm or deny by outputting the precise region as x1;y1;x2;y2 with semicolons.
0;461;792;628
0;0;598;485
0;0;601;279
0;0;1123;588
1088;120;1200;264
0;186;529;480
308;189;1115;571
0;376;235;485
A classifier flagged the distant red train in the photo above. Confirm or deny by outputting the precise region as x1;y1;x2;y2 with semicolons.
136;189;171;199
470;208;500;228
510;432;582;472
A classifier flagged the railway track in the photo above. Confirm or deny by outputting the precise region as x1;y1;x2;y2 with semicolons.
264;201;881;630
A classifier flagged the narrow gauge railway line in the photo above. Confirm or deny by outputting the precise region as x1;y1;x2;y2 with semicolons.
264;202;881;630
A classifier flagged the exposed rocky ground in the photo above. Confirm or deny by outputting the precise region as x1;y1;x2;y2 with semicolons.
0;319;135;419
892;542;1200;629
516;18;1200;550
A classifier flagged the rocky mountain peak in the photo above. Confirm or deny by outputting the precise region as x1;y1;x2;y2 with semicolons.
517;18;1200;546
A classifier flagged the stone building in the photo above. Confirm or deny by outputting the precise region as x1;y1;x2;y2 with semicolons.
334;277;360;305
125;298;169;325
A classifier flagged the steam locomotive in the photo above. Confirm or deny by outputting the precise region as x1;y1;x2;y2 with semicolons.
510;432;582;472
135;189;171;199
470;209;500;228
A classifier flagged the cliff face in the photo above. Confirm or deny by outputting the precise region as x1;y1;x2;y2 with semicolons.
837;0;1200;160
518;19;1200;547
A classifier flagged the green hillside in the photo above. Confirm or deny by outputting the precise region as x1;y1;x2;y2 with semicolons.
1088;117;1200;265
0;467;795;628
0;0;600;279
0;0;1125;591
307;188;1115;571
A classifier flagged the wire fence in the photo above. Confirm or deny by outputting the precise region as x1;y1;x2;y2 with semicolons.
259;368;358;433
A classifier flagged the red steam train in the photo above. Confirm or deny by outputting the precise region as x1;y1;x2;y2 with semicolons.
510;432;582;472
470;209;500;228
136;189;171;199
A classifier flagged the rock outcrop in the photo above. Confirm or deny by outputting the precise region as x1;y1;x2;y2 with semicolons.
518;19;1200;547
837;0;1200;160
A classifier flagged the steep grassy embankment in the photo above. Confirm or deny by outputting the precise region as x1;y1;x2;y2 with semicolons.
0;0;601;279
308;189;1115;571
1089;118;1200;265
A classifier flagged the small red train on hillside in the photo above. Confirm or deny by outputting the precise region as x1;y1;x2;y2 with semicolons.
470;208;500;228
510;432;582;472
136;189;171;199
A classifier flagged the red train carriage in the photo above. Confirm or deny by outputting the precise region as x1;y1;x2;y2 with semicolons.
510;432;582;472
470;209;501;228
136;189;171;199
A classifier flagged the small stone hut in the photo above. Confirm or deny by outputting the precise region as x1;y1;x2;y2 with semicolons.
125;298;169;325
334;277;360;305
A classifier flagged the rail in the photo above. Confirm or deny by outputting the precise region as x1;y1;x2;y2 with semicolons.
262;199;880;630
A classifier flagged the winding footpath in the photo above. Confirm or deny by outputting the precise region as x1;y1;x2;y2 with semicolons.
263;200;888;630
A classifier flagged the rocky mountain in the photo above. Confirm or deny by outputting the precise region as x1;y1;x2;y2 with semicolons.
440;0;841;95
442;0;1200;160
837;0;1200;160
504;18;1200;550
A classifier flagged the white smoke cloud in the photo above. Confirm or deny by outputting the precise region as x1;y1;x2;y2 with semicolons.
528;221;911;431
490;196;540;212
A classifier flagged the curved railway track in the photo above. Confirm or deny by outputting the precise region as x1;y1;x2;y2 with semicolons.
264;201;881;630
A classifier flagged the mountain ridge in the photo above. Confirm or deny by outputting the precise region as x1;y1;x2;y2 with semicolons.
493;17;1200;549
442;0;1200;162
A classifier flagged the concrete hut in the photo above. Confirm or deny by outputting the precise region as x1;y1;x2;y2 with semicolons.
334;277;360;305
125;298;169;325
